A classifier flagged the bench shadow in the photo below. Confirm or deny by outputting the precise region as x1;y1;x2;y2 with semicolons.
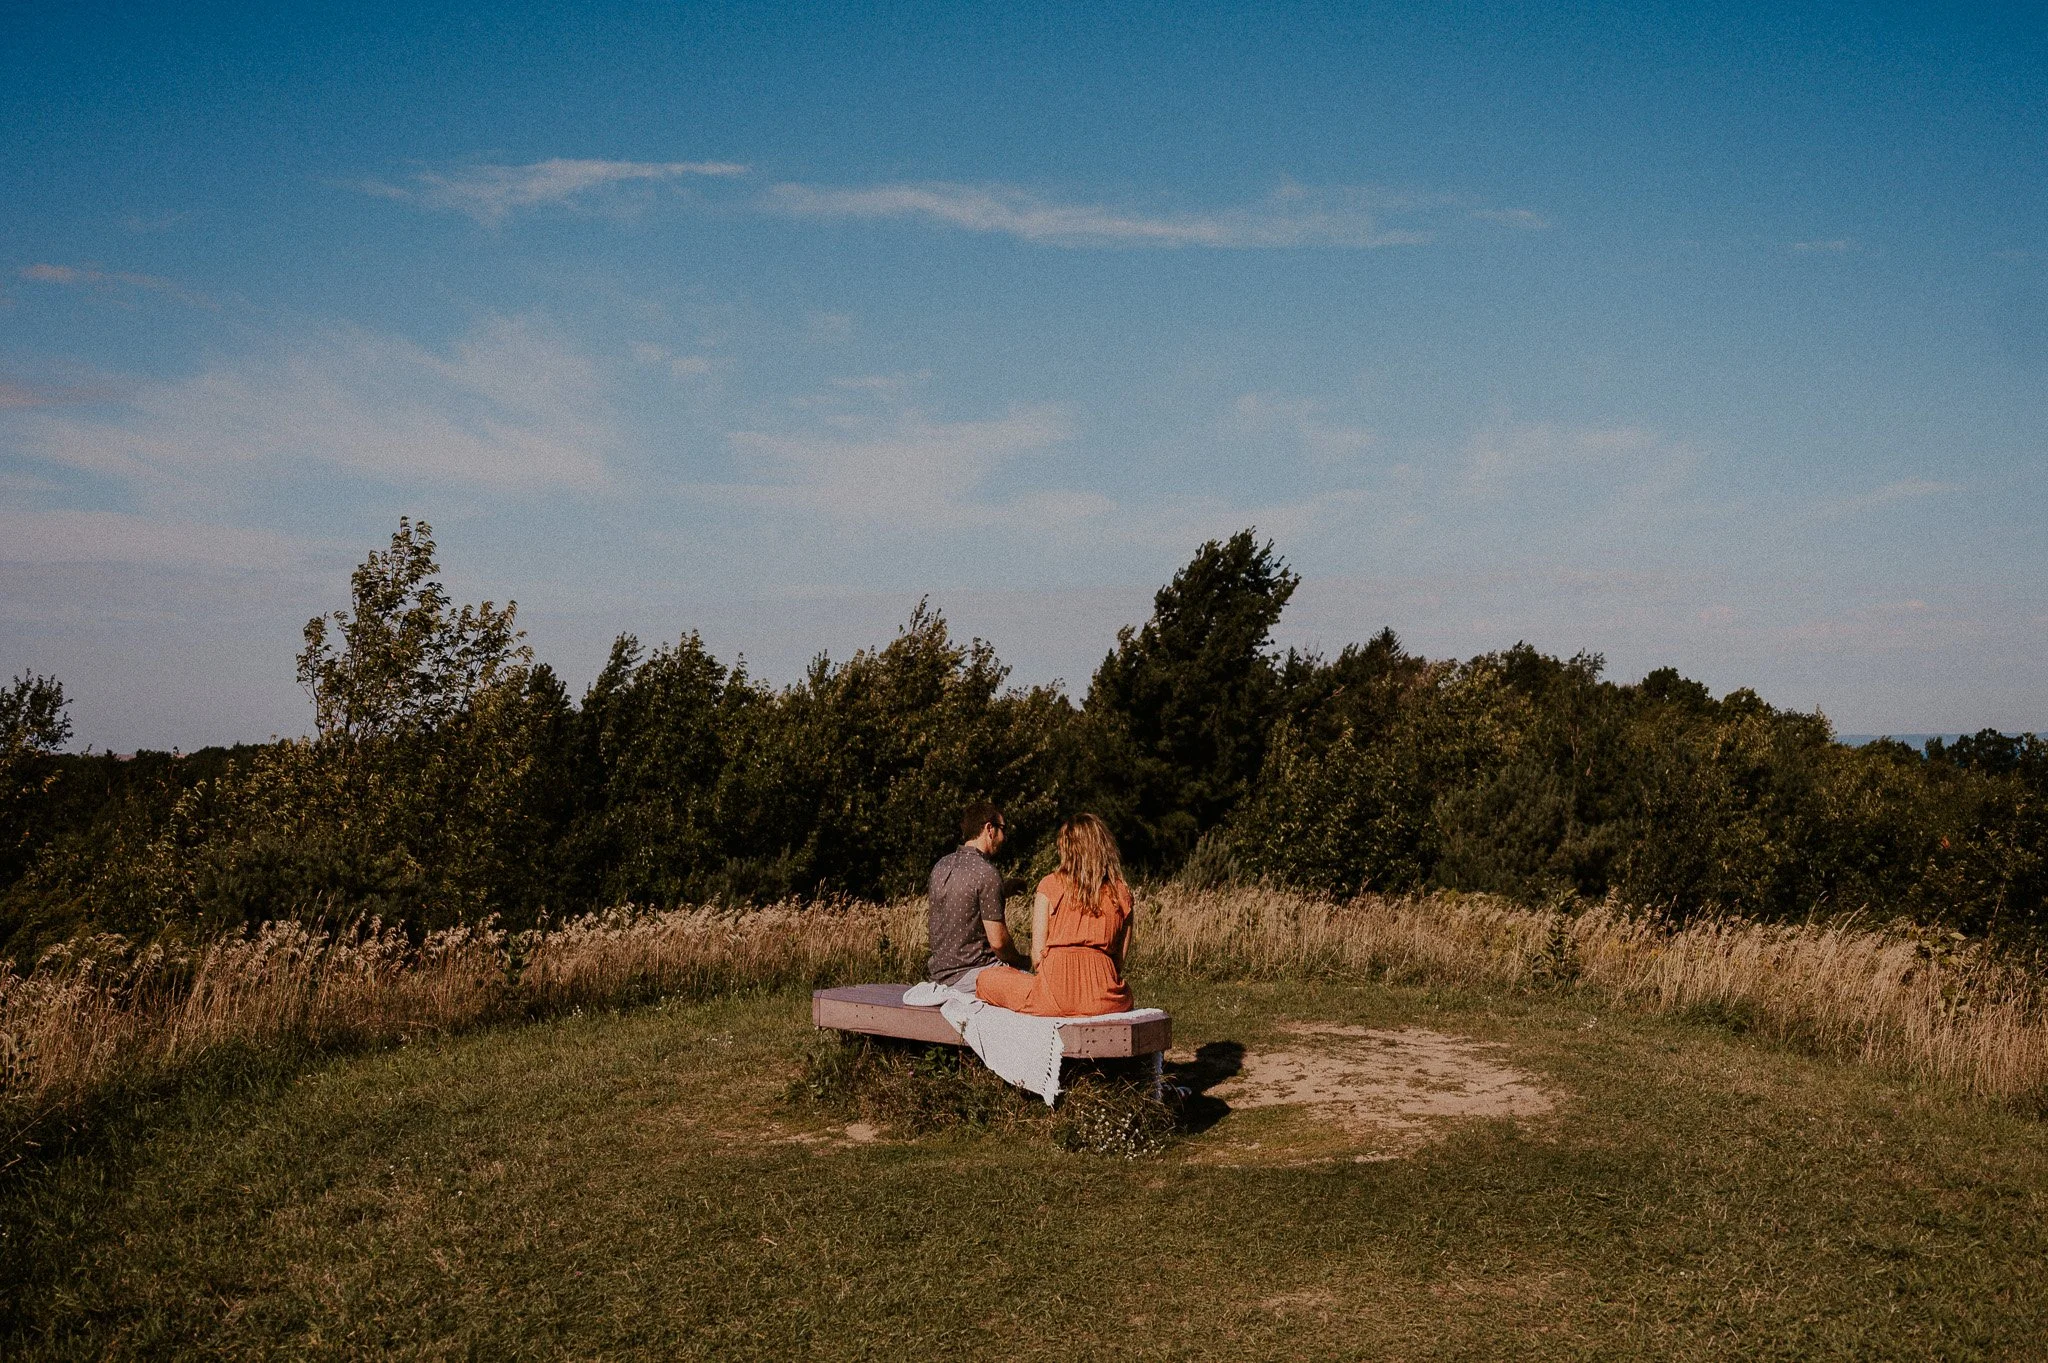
1165;1041;1244;1135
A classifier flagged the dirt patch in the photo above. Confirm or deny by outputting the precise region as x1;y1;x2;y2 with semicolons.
1203;1024;1555;1159
766;1121;886;1149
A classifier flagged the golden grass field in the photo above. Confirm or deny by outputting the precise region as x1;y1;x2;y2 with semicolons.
6;887;2044;1160
8;891;2048;1359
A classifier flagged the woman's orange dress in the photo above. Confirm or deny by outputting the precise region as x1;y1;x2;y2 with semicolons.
975;872;1134;1017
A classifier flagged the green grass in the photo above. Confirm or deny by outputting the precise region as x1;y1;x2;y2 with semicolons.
5;980;2046;1360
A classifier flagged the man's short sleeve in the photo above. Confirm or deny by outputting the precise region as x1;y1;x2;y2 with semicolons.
978;860;1005;923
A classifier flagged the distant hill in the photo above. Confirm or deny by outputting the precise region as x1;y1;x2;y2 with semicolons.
1838;732;2033;750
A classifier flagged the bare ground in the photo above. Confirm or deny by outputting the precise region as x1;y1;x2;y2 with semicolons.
1197;1023;1557;1161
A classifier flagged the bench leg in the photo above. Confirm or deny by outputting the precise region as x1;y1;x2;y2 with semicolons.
1148;1049;1164;1101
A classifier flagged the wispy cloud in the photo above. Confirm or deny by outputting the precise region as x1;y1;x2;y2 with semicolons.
721;387;1389;553
784;372;933;411
1823;476;1959;517
1233;391;1374;460
1463;424;1672;492
832;371;931;393
763;181;1430;249
1772;596;1985;653
630;341;722;382
0;509;303;568
0;470;63;497
725;406;1077;523
351;158;1550;249
1868;477;1956;502
15;315;615;495
361;157;749;224
1105;487;1377;555
1;381;64;410
805;311;855;342
19;263;215;308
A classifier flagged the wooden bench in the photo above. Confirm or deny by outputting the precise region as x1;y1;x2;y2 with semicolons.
811;984;1173;1083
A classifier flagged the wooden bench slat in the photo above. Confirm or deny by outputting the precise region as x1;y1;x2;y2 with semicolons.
811;992;962;1046
811;984;1170;1058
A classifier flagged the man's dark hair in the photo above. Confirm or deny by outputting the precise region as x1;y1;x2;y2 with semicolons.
960;801;1003;842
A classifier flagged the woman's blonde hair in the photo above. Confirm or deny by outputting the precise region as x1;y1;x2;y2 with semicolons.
1056;814;1125;915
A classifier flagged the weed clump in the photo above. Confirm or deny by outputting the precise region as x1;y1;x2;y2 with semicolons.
790;1034;1038;1135
790;1034;1175;1157
1050;1079;1175;1159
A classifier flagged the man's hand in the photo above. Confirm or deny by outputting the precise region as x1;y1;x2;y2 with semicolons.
984;919;1028;969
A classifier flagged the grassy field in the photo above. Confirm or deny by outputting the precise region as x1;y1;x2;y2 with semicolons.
6;975;2045;1360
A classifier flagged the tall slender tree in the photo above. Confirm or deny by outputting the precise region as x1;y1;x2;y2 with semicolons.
1084;529;1297;868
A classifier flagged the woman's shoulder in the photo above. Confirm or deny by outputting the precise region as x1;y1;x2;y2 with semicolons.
1035;871;1068;898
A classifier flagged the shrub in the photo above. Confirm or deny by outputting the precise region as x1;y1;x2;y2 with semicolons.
789;1032;1177;1157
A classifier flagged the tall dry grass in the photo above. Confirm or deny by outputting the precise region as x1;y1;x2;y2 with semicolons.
1;921;507;1153
4;888;2044;1168
0;900;924;1163
1134;887;2048;1106
517;900;925;1012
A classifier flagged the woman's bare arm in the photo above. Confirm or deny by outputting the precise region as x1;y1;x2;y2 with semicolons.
1029;892;1050;970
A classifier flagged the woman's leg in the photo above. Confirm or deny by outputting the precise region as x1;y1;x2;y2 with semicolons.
973;964;1036;1011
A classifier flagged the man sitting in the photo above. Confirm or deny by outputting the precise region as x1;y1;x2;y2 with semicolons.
926;801;1026;990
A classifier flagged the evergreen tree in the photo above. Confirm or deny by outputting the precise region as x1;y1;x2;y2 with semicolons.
1084;530;1297;869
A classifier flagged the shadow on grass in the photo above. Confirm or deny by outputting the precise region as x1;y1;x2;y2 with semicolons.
0;1040;330;1341
1164;1040;1244;1135
3;1039;318;1183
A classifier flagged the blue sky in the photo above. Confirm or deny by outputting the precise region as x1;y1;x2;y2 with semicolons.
3;1;2043;749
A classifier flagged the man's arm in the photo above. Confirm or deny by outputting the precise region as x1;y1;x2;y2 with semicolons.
983;917;1026;967
981;870;1028;967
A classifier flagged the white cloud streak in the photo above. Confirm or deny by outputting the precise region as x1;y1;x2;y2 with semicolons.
763;181;1430;249
19;263;215;308
14;316;615;494
363;158;749;224
631;341;721;382
831;371;931;393
725;406;1077;523
357;158;1551;251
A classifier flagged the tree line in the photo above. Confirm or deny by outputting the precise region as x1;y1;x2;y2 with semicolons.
2;519;2043;958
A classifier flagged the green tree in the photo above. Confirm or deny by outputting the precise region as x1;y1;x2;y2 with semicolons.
1430;648;1626;901
297;517;526;739
1;673;72;888
719;603;1069;900
1084;530;1297;869
100;520;574;935
576;632;755;905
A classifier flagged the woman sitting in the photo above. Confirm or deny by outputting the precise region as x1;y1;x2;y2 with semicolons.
975;813;1135;1017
